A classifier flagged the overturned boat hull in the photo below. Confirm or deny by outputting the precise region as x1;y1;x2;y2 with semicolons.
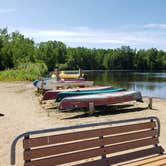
58;91;143;111
56;87;126;102
43;86;113;100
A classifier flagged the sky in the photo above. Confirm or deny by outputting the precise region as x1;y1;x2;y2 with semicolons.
0;0;166;50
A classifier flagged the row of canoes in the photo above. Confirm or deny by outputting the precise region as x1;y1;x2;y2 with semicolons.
33;75;143;111
36;86;143;111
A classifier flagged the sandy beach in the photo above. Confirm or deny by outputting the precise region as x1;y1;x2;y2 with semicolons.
0;81;166;166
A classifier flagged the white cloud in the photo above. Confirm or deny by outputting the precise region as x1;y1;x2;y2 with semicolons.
143;24;166;29
11;24;166;50
37;30;95;37
19;28;131;44
0;8;16;14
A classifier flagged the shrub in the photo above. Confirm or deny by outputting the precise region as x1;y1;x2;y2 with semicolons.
0;62;48;81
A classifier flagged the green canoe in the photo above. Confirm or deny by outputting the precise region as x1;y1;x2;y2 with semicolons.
56;87;126;102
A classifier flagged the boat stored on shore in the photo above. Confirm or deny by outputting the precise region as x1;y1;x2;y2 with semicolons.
58;91;143;111
43;86;113;100
56;87;126;102
34;79;94;90
59;71;84;79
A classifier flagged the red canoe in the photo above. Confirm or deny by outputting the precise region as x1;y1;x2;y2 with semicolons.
43;86;112;100
58;91;143;111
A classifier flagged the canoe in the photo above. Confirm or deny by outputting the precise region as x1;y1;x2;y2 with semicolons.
43;86;113;100
62;77;85;81
59;71;84;79
33;79;94;90
58;91;143;111
56;87;126;102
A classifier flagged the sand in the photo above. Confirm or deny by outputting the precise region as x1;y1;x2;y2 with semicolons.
0;81;166;166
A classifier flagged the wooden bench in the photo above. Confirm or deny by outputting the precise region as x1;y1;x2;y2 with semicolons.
11;116;165;166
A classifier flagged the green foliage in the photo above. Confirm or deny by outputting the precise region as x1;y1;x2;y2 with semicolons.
37;41;67;71
0;62;48;81
0;27;166;81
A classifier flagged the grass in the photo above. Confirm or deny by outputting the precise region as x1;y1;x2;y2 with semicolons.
0;62;48;81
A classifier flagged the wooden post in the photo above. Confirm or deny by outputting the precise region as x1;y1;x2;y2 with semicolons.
148;97;153;109
89;102;95;115
79;68;82;78
47;110;50;117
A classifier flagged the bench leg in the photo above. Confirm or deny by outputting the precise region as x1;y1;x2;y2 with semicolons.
148;97;153;109
99;136;106;159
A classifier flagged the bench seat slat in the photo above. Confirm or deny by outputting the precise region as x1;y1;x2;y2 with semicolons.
123;154;166;166
23;121;156;149
105;137;158;154
24;138;158;166
24;147;105;166
76;147;164;166
75;158;109;166
74;158;109;166
24;130;157;160
139;158;166;166
108;146;164;165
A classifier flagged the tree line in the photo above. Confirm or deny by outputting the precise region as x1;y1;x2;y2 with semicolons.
0;28;166;72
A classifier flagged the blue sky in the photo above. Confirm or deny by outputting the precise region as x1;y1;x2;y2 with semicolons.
1;0;166;50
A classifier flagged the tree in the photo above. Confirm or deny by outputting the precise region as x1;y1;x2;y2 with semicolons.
37;41;67;71
0;27;166;72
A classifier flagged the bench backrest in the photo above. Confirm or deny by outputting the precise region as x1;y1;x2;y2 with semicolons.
11;117;164;166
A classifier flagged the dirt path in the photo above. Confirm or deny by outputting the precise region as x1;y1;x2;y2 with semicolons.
0;82;166;166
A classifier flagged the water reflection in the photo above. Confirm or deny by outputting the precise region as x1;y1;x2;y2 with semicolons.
85;71;166;98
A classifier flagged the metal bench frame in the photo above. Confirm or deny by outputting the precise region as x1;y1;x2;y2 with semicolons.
10;116;161;165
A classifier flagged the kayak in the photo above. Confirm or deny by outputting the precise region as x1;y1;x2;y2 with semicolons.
43;86;113;100
58;91;143;111
56;87;126;102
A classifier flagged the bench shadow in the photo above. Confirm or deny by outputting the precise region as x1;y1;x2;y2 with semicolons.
62;104;148;120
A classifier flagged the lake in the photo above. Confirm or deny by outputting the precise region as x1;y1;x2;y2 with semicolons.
85;71;166;99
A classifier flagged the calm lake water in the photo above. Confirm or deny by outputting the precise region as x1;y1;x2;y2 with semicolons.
85;71;166;99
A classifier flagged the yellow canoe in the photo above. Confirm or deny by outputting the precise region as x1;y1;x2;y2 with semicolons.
59;71;84;79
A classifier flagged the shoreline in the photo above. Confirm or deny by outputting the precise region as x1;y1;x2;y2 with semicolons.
0;81;166;165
